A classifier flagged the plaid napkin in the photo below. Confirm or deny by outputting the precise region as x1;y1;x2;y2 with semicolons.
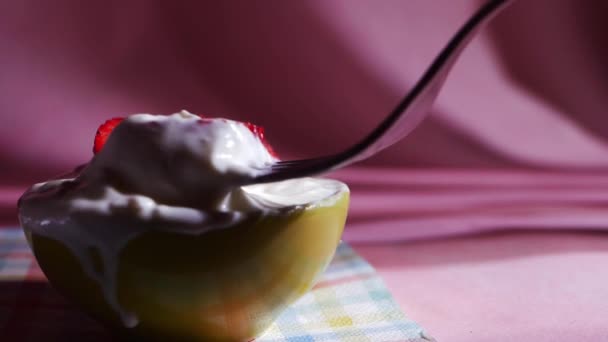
0;228;433;342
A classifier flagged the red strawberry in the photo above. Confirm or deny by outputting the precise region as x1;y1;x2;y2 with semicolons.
245;122;278;158
93;117;124;154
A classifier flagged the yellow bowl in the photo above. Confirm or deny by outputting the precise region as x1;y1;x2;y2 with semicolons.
20;186;349;341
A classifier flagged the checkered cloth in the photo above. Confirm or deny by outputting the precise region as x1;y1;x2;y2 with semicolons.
0;228;433;341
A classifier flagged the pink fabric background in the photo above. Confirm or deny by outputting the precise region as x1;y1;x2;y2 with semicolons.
2;0;608;340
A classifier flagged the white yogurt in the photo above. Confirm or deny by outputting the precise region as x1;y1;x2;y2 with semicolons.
18;111;348;327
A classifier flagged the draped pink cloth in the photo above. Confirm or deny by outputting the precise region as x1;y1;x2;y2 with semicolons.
2;1;608;340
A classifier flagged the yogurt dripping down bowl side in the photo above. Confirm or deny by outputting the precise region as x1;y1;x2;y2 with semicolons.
17;111;351;341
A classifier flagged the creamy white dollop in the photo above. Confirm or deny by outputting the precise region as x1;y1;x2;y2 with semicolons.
18;111;348;328
87;110;278;207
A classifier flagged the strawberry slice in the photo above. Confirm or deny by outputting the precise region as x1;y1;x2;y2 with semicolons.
93;117;124;154
245;122;278;158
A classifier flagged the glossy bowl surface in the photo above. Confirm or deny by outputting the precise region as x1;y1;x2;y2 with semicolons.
20;191;349;341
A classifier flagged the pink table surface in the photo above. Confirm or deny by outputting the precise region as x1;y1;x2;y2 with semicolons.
355;231;608;341
334;168;608;341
